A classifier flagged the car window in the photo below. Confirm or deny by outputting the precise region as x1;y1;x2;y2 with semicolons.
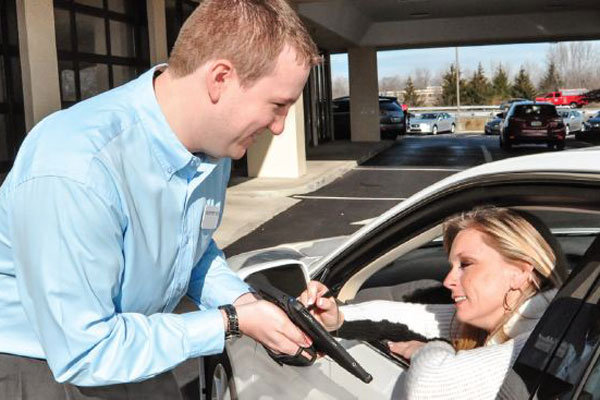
580;346;600;399
354;209;600;305
380;101;404;113
421;113;437;119
559;111;569;118
333;101;349;113
513;104;558;118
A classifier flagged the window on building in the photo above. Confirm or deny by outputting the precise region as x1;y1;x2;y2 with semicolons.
54;0;150;108
165;0;200;54
0;0;26;173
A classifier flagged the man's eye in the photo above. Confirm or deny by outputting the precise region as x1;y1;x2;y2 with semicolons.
459;262;472;269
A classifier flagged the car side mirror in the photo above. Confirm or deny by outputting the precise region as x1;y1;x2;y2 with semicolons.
239;260;310;297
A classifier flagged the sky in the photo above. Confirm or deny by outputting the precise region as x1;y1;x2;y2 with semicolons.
330;40;600;83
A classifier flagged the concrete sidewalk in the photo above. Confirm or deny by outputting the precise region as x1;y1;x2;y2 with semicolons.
214;140;395;249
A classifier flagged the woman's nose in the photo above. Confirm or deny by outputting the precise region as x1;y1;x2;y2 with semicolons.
443;267;459;289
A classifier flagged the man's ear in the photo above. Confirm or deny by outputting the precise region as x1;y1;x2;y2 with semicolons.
510;261;534;289
205;60;235;104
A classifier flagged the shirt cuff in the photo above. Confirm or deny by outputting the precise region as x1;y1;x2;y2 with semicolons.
218;279;252;306
179;309;225;358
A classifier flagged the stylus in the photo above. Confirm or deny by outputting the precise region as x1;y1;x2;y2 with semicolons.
306;289;334;311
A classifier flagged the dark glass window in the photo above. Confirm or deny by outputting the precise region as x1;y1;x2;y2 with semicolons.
54;0;150;108
0;0;26;173
165;0;200;53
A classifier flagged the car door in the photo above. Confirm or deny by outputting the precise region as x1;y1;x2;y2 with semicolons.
509;234;600;399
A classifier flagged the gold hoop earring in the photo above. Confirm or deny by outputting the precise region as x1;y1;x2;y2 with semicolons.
503;288;523;312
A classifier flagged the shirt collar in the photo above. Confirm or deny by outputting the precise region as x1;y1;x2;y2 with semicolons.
487;288;558;345
131;65;198;180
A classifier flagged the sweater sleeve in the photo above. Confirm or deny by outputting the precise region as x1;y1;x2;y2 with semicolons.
340;301;456;339
402;333;530;399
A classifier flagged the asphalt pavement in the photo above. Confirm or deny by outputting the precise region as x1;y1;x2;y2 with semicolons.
224;133;594;257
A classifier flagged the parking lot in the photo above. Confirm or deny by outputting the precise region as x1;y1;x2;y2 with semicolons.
225;133;595;257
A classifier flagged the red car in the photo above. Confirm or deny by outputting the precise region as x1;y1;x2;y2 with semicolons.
499;101;566;150
535;90;589;108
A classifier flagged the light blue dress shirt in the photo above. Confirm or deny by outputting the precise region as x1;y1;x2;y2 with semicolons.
0;66;250;386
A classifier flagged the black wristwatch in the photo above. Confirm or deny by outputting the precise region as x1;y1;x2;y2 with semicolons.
218;304;241;340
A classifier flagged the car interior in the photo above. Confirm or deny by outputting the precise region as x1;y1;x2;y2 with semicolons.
328;204;600;396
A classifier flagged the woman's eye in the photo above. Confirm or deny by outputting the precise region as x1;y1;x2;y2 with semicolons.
459;262;472;269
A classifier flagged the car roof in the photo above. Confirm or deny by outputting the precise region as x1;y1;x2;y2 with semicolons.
316;147;600;268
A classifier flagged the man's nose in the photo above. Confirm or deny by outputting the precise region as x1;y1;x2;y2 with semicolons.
269;115;286;135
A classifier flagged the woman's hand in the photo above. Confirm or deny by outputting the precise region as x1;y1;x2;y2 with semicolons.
299;281;342;332
388;340;426;360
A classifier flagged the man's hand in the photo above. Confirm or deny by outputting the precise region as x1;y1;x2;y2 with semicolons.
388;340;426;360
234;299;313;358
298;281;342;332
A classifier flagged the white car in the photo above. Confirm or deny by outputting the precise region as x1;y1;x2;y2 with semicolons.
203;147;600;400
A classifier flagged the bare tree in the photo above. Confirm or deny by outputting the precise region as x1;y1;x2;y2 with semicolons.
413;67;432;89
379;75;403;93
332;76;349;98
547;42;600;89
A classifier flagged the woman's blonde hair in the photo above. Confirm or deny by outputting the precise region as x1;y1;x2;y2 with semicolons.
442;207;567;350
169;0;321;86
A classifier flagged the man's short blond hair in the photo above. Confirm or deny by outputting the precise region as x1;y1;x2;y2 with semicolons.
169;0;321;86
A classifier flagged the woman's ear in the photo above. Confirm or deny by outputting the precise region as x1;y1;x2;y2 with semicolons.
205;60;235;103
510;261;535;289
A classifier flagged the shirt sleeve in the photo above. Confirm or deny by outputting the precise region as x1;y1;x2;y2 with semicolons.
341;300;456;339
9;176;227;386
402;334;529;399
186;239;251;309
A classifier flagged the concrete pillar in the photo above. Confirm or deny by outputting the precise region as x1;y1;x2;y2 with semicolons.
146;0;168;64
348;47;379;142
246;96;307;178
16;0;62;131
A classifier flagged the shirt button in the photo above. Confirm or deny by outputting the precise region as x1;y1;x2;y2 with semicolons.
167;167;174;174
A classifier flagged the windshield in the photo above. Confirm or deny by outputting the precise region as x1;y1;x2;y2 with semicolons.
513;105;558;118
559;111;569;118
380;101;404;113
420;113;438;119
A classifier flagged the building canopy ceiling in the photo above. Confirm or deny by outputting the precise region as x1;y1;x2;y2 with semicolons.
291;0;600;52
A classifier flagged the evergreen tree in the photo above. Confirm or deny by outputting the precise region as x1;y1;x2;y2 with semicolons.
511;67;537;99
403;76;422;107
440;64;466;106
538;61;563;94
464;63;491;105
491;65;511;101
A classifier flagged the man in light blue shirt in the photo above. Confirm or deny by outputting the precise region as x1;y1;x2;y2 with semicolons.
0;0;321;397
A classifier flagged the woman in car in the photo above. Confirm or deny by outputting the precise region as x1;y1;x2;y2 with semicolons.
303;207;568;399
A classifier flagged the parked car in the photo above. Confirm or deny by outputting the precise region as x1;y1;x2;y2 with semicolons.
576;111;600;141
484;114;503;135
332;96;407;140
499;101;566;150
535;89;589;108
499;98;528;112
558;109;584;134
203;148;600;400
408;112;456;135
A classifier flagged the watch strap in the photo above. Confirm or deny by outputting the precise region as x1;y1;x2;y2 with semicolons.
218;304;241;340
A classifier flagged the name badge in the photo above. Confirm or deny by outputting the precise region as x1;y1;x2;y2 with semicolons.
201;205;220;230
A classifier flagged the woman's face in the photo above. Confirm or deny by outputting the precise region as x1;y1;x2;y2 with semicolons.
443;228;528;332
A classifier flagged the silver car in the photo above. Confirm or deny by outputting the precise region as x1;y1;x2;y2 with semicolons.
408;112;456;135
559;109;584;134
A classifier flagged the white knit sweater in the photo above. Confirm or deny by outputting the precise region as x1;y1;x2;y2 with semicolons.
340;290;556;399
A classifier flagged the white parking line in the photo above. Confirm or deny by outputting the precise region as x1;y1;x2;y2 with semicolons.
480;145;493;163
355;167;464;172
292;195;406;201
